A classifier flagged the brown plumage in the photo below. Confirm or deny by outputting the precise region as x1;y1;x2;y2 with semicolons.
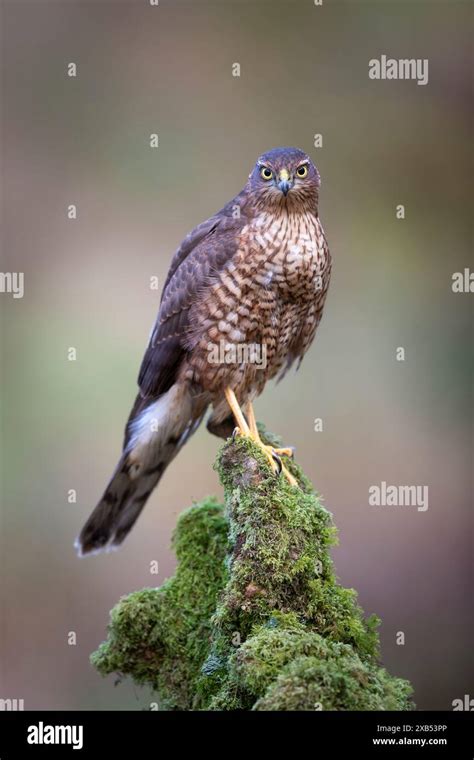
76;147;331;556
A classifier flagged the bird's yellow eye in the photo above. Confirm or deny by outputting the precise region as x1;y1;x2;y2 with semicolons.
260;166;273;181
296;164;308;178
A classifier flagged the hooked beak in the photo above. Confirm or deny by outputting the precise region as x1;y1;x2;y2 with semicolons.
277;169;292;196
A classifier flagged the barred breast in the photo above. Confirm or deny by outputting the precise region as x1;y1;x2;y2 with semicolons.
185;208;331;406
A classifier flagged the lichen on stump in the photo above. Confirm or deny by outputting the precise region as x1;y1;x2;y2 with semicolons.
91;433;414;711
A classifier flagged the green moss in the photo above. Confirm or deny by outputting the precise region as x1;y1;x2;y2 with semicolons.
210;437;380;661
208;617;412;711
91;497;229;710
254;655;413;711
91;435;414;711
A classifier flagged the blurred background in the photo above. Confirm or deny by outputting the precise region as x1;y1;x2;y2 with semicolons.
1;0;472;710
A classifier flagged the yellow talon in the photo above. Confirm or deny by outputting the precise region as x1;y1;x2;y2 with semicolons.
271;446;294;459
224;388;299;488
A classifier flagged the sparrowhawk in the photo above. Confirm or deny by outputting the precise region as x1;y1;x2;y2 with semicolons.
76;147;331;555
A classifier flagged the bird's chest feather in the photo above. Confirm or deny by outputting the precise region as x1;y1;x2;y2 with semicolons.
239;211;327;301
186;209;330;379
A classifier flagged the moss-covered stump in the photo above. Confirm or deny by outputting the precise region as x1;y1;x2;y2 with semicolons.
91;434;414;711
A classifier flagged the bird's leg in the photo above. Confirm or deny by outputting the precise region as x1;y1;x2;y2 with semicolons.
245;401;298;487
247;407;293;459
224;387;297;487
224;387;251;436
225;388;283;478
246;402;294;458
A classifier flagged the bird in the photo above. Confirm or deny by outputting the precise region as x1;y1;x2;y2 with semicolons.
76;147;331;556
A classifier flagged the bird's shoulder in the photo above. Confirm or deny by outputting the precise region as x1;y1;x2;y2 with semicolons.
161;188;252;298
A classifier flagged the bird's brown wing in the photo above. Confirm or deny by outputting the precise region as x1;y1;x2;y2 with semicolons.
138;195;248;399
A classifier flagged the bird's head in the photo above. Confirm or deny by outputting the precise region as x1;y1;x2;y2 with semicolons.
248;147;320;212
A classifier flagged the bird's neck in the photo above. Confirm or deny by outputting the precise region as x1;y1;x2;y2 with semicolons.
254;194;319;218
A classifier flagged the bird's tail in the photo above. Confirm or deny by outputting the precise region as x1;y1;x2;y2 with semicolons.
75;382;202;556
